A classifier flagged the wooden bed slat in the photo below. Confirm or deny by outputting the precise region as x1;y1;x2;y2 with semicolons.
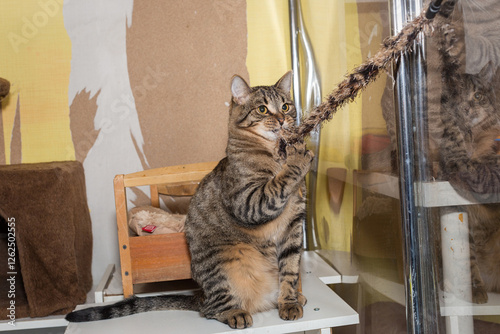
157;182;199;197
129;233;191;284
123;161;218;187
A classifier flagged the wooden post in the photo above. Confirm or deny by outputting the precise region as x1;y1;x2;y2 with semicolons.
114;174;134;298
150;185;160;208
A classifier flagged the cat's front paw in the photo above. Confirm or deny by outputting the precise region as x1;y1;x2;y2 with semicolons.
223;309;253;329
440;22;465;62
278;302;304;321
472;286;488;304
286;141;314;174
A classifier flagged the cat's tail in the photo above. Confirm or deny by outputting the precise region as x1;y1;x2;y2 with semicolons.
65;294;201;322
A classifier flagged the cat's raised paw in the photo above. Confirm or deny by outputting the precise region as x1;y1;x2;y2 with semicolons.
278;302;304;321
224;309;253;329
472;286;488;304
286;142;314;172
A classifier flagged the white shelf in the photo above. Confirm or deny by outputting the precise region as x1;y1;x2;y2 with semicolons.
0;315;68;331
354;171;498;208
315;250;359;284
0;289;96;331
440;291;500;317
66;276;357;334
301;251;341;284
65;251;357;334
352;272;500;318
360;272;405;306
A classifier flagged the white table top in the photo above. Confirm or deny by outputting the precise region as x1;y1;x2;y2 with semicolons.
65;251;357;334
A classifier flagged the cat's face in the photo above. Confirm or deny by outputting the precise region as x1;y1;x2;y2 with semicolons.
464;76;497;128
229;71;296;142
458;67;500;138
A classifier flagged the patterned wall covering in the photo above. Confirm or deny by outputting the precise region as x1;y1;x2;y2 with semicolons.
0;0;372;285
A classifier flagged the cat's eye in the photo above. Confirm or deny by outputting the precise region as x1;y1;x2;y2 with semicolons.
258;105;268;114
474;92;484;102
282;104;290;113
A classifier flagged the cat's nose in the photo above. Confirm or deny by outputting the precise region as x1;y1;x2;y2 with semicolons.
278;118;284;126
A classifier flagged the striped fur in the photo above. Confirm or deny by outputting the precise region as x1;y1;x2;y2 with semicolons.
186;71;311;328
435;3;500;304
66;72;312;328
65;295;201;322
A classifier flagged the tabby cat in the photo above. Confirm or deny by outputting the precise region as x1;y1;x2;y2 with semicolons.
66;71;313;328
436;3;500;304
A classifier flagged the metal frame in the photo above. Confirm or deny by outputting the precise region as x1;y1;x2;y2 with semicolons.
288;0;322;249
390;0;441;333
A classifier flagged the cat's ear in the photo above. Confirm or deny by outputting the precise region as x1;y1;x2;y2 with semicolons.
231;75;251;105
275;70;293;94
477;62;494;82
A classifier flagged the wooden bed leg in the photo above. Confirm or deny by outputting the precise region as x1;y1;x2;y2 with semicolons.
114;174;134;298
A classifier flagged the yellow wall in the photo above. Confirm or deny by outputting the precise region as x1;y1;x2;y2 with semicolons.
247;0;363;251
246;0;291;85
0;0;73;163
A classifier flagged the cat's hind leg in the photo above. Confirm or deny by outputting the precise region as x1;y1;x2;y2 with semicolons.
199;244;279;329
198;277;254;329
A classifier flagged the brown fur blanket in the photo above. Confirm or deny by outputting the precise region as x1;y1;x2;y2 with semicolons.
0;161;92;319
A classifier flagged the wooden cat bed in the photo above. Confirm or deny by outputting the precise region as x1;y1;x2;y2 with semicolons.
113;161;218;298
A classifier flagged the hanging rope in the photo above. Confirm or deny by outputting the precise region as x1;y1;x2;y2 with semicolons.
285;0;447;144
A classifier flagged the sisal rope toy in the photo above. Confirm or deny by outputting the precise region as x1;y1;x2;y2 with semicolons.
286;0;447;144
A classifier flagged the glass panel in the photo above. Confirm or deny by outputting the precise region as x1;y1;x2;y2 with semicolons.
298;1;500;333
421;1;500;333
298;1;409;332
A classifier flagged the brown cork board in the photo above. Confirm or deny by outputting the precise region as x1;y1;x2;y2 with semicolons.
126;0;249;168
